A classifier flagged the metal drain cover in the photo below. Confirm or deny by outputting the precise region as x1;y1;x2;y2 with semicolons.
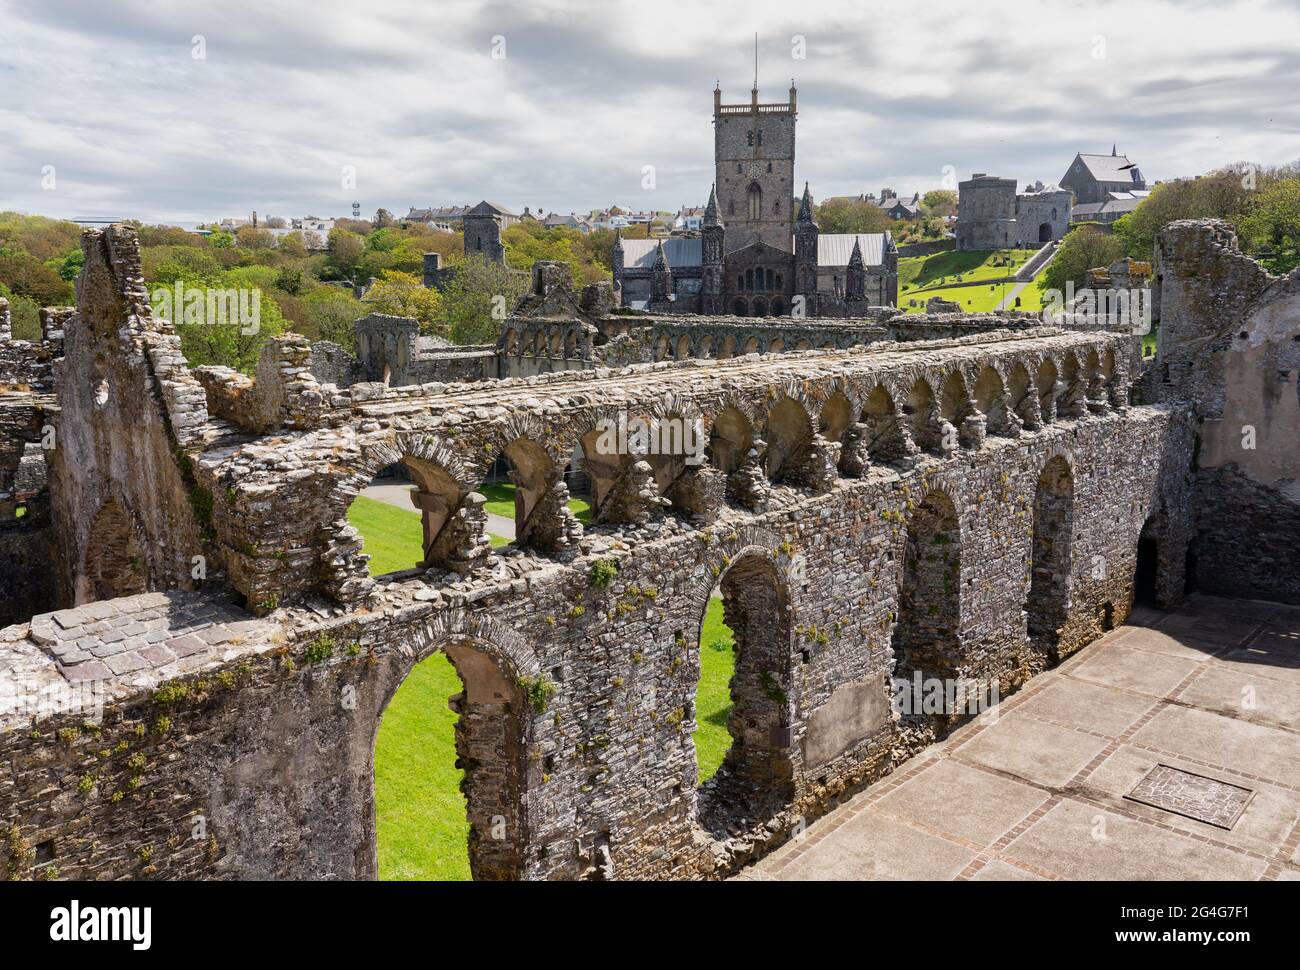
1124;764;1254;830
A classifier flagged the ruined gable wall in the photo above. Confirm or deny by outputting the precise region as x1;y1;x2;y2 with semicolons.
46;227;210;606
1156;220;1300;603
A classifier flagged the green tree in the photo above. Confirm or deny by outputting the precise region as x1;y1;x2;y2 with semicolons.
1113;167;1256;259
327;228;366;278
921;190;958;218
153;273;288;373
440;255;528;345
364;271;445;334
1039;226;1125;293
303;287;366;352
1239;177;1300;274
815;199;893;234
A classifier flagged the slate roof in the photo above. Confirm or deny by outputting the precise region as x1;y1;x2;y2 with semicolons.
1075;154;1144;184
619;238;703;269
811;232;889;267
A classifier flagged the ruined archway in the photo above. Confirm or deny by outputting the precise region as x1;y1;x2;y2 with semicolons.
694;552;795;831
764;396;813;484
79;497;148;604
373;630;533;881
1026;456;1075;657
478;436;579;552
891;491;961;722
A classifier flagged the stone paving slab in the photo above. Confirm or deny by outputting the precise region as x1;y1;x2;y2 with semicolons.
24;589;275;687
743;594;1300;881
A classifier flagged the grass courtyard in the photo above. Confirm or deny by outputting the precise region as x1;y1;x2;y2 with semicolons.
351;489;736;880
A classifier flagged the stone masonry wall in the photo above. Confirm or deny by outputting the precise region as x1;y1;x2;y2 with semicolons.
1154;220;1300;603
0;401;1189;881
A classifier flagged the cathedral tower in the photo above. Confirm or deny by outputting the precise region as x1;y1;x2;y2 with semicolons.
713;78;797;254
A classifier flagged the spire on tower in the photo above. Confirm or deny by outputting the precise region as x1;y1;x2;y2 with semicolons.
704;184;722;228
796;182;816;226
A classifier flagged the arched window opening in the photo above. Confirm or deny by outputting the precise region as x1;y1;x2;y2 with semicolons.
1026;457;1075;659
694;555;794;833
892;492;962;725
374;636;529;881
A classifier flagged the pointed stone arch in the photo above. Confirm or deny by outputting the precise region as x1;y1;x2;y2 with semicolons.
892;490;963;726
78;496;149;604
371;611;541;881
1026;455;1075;659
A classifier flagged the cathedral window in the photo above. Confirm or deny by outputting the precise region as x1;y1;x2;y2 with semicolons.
775;273;783;289
747;183;762;221
738;274;744;290
746;130;754;146
766;268;774;289
745;269;754;290
767;161;772;173
757;130;763;146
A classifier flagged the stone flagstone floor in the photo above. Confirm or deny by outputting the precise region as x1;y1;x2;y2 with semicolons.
740;594;1300;881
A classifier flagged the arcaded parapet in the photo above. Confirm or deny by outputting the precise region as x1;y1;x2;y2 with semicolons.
46;225;211;606
0;388;1191;880
1155;219;1300;603
198;325;1137;613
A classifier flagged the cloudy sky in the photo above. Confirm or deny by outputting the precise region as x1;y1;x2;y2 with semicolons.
1;0;1297;225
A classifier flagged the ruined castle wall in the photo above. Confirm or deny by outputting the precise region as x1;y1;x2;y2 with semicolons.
0;400;1188;881
45;227;209;607
1155;221;1300;603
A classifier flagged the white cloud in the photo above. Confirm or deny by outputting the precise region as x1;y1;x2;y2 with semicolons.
0;0;1296;223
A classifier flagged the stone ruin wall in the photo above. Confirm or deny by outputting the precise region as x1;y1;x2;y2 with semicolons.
0;393;1189;880
1153;220;1300;604
5;221;1297;882
42;227;212;609
0;229;1200;878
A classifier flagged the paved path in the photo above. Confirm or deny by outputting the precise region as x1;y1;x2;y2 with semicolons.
362;478;515;540
995;244;1057;312
741;594;1300;881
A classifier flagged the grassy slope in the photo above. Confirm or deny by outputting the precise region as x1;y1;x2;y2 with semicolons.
898;248;1037;292
354;495;735;879
899;282;1019;314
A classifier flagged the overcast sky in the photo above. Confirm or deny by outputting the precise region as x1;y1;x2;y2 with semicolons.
1;0;1297;225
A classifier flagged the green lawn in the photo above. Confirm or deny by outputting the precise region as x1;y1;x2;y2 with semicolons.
696;596;736;784
347;494;509;568
899;281;1021;314
478;481;592;523
354;495;736;879
374;651;470;880
346;495;426;574
898;248;1036;292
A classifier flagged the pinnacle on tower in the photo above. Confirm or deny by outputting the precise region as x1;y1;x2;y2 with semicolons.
848;236;864;269
704;184;722;228
652;238;668;270
796;182;817;226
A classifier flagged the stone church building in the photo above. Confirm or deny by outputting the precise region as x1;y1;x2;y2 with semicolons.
614;82;899;315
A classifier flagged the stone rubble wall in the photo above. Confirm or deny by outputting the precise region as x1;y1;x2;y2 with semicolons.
45;226;210;607
1155;220;1300;603
0;399;1189;881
